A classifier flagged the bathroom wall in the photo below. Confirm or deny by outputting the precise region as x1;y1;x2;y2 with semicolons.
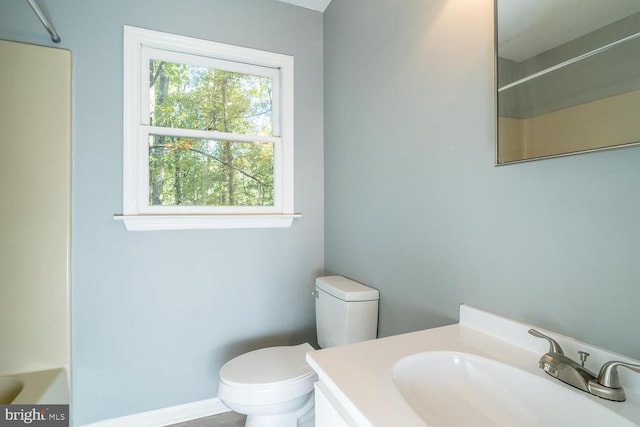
4;0;639;422
0;40;71;375
324;0;640;358
0;0;323;424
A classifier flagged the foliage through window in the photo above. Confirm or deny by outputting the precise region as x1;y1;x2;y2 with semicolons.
120;27;295;230
148;60;275;207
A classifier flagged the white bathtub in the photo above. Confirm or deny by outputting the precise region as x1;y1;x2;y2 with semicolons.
0;368;69;404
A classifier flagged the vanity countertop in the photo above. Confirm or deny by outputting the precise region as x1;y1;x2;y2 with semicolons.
306;305;640;427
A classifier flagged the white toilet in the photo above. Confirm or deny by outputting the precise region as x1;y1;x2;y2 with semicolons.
218;275;379;427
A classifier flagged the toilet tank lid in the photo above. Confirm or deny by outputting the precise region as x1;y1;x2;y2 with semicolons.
315;276;379;301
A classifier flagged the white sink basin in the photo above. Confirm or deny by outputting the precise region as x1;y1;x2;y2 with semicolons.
392;351;634;427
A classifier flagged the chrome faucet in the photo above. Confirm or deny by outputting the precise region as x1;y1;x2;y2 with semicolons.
528;329;597;392
529;329;640;402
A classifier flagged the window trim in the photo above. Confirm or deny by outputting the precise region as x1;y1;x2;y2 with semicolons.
117;26;297;230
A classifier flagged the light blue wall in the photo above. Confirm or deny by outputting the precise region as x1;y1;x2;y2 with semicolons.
1;0;323;424
324;0;640;358
4;0;640;423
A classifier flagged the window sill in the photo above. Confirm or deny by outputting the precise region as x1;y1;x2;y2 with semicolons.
113;213;301;231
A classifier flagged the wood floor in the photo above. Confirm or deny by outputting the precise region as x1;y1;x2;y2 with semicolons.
166;411;246;427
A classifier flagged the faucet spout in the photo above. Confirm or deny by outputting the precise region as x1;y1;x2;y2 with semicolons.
538;352;596;392
529;329;596;392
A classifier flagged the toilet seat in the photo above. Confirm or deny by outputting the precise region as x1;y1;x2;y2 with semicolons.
218;343;317;406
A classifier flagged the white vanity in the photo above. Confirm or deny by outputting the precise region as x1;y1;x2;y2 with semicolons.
306;305;640;426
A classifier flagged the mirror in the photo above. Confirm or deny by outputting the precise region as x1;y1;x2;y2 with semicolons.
496;0;640;164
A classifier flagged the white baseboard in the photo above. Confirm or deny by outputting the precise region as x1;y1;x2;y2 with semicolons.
82;397;229;427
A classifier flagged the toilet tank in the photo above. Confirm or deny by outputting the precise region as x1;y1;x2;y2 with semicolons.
315;276;379;349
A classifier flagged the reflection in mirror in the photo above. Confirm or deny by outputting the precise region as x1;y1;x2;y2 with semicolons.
496;0;640;164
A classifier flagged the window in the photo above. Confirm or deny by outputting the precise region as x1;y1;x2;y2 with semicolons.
116;26;297;230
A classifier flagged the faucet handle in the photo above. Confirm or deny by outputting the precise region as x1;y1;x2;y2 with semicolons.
528;329;564;355
596;361;640;388
587;361;640;402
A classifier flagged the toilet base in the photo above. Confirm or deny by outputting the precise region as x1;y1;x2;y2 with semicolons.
243;393;314;427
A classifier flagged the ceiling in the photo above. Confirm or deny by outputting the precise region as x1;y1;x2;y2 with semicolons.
276;0;332;12
498;0;640;62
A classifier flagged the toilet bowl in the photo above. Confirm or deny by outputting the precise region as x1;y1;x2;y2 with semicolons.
218;276;379;427
218;343;317;427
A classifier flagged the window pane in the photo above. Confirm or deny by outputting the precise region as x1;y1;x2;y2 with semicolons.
149;60;273;136
149;135;274;207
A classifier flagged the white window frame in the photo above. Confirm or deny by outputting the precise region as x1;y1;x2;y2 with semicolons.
115;26;298;230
